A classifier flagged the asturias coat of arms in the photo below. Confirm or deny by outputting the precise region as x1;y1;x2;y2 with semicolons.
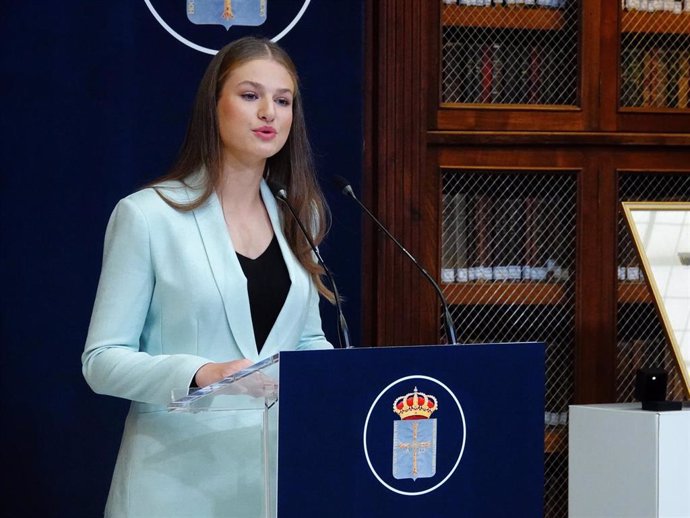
392;387;437;481
187;0;267;29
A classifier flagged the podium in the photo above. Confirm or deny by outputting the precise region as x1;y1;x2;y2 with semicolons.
170;343;545;518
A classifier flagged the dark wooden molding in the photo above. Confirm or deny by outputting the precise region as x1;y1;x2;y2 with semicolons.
427;131;690;147
362;0;376;347
364;0;438;346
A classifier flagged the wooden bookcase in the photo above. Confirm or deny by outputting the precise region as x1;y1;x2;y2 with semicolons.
364;1;690;516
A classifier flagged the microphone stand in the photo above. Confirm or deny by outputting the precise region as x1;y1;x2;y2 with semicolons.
334;176;459;345
269;181;352;349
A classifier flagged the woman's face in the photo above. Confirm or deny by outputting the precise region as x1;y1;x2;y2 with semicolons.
216;58;295;168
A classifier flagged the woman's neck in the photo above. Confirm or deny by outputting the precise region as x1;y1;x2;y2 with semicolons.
216;158;274;258
217;158;266;211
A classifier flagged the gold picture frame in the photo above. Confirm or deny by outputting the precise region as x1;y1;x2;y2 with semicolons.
622;202;690;398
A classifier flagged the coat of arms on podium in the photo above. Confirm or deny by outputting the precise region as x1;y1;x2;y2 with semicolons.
392;387;437;480
187;0;267;29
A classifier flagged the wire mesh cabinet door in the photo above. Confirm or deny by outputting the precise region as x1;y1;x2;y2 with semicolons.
437;150;580;518
602;0;690;132
438;0;596;131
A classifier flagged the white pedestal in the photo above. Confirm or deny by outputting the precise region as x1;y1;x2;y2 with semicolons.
569;403;690;518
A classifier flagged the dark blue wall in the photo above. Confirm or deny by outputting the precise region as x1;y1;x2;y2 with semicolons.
0;2;363;515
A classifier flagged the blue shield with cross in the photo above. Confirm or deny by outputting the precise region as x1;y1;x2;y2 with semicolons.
393;419;437;480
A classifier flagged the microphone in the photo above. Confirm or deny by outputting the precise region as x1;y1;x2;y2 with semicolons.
268;180;352;349
333;175;459;345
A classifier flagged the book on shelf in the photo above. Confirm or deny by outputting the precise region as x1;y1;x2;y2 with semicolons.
540;42;556;104
491;196;512;280
499;40;526;104
621;47;645;107
621;47;690;109
460;46;480;103
442;41;464;103
553;195;573;281
441;192;469;283
618;266;626;281
505;197;527;280
490;43;504;102
540;195;567;282
627;266;643;281
441;192;455;283
455;192;470;282
524;196;541;275
440;2;562;10
537;0;565;6
531;196;554;281
494;197;521;280
475;194;493;275
617;265;645;281
667;49;681;109
642;47;663;107
626;0;690;11
528;45;542;104
679;51;689;108
480;44;494;103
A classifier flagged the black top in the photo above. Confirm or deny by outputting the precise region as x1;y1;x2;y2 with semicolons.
236;235;291;353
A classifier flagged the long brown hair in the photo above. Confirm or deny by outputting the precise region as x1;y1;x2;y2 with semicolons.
152;36;333;302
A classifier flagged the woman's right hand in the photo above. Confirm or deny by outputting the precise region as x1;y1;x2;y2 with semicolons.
193;359;253;387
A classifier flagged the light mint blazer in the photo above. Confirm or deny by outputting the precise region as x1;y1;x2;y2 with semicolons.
82;178;332;518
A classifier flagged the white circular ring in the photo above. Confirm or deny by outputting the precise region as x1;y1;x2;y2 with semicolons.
144;0;312;55
362;374;467;496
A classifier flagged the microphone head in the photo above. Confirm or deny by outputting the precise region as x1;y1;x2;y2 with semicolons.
267;179;288;200
332;175;355;197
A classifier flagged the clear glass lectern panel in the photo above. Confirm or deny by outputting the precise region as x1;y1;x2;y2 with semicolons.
622;202;690;396
169;353;280;412
168;353;280;518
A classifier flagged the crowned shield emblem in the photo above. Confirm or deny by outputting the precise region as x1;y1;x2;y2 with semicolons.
187;0;267;29
392;387;437;481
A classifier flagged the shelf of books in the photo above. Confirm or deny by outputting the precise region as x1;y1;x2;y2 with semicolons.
619;2;690;110
441;170;576;299
441;0;579;106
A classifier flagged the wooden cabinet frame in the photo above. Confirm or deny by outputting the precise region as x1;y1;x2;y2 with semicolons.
364;0;690;404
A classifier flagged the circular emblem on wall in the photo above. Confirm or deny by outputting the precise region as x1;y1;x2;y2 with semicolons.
363;375;467;496
144;0;311;54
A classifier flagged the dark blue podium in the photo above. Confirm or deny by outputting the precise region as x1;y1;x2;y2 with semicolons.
170;343;545;518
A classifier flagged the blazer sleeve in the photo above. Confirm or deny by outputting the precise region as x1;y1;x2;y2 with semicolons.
82;197;210;406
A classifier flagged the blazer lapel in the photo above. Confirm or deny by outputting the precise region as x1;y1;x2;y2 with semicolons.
191;189;259;361
258;180;309;358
